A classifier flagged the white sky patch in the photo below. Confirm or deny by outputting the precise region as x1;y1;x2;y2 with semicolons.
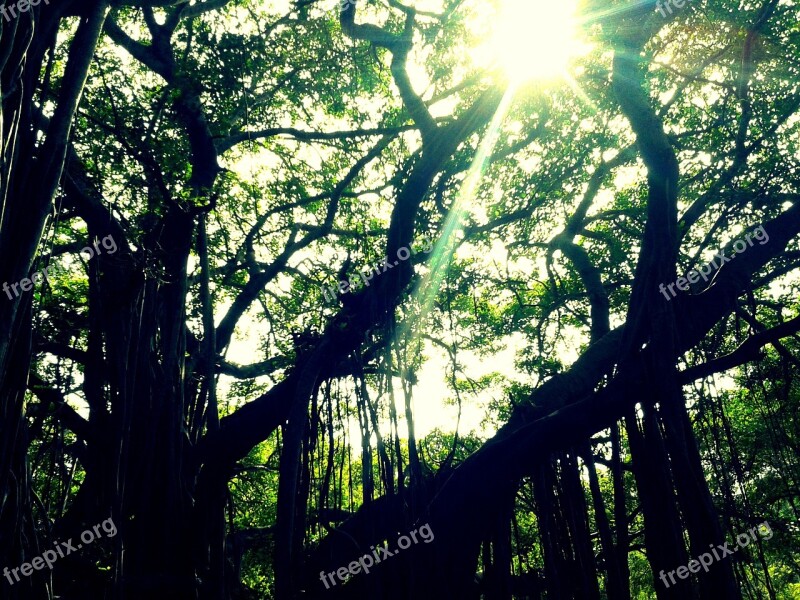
407;340;517;438
340;337;521;448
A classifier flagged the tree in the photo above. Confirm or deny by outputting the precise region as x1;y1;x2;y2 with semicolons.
0;0;798;598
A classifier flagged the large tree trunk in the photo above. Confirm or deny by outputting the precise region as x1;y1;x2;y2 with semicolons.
0;5;106;598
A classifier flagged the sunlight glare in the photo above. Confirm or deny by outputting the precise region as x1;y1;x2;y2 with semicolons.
485;0;583;82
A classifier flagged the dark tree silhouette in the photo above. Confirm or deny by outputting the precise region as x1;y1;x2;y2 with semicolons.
0;0;798;599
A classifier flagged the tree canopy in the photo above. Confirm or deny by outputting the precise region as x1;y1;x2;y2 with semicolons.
0;0;799;598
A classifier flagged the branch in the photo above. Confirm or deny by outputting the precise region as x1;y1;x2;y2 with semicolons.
198;89;505;467
679;315;800;382
214;125;414;154
181;0;231;18
33;337;88;364
218;356;292;379
214;135;392;352
340;0;436;142
611;32;680;357
63;146;131;250
104;17;172;78
551;236;610;343
27;373;92;441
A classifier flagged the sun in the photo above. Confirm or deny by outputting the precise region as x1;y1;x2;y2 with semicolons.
483;0;584;82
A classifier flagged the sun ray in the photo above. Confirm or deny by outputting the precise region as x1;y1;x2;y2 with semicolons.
393;0;595;367
394;86;518;361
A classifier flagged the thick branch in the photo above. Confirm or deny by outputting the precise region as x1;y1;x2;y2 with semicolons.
679;315;800;382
